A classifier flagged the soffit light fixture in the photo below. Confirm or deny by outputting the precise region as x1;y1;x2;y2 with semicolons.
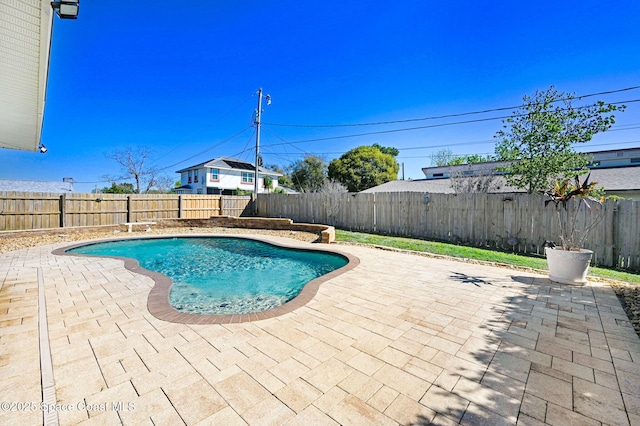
51;1;80;19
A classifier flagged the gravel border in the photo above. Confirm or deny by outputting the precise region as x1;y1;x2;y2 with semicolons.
0;226;320;255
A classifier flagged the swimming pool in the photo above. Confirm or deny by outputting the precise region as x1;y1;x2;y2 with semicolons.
66;236;350;317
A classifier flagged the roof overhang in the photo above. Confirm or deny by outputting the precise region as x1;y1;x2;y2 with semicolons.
0;1;54;152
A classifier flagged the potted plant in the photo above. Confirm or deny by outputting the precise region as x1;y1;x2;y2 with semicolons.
539;173;605;284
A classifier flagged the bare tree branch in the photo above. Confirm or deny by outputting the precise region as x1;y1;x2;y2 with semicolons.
450;164;499;193
105;147;162;194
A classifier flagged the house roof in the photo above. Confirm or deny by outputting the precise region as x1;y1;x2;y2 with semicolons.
362;166;640;194
588;166;640;191
176;157;282;176
0;179;74;193
361;178;519;194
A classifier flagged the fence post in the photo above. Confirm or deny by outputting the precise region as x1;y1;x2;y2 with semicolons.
373;193;376;233
59;194;66;228
127;195;132;223
608;200;618;266
178;195;183;219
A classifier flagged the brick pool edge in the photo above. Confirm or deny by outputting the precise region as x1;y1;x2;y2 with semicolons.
52;234;359;324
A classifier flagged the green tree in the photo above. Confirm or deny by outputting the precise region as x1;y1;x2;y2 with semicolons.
372;143;399;157
463;154;494;164
328;145;399;192
101;182;135;194
289;155;328;192
234;188;253;195
494;86;624;193
263;175;273;192
265;164;293;188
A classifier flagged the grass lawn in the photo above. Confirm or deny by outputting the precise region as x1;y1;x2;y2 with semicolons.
336;229;640;285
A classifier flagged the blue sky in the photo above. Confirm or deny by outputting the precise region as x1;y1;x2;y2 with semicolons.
2;1;639;192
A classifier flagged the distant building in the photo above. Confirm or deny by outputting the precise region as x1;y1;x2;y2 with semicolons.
0;178;74;193
364;148;640;200
176;157;281;195
421;148;640;180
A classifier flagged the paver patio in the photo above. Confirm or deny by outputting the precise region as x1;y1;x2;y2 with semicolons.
1;233;639;425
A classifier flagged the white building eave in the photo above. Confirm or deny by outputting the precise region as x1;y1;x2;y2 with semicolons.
0;0;53;152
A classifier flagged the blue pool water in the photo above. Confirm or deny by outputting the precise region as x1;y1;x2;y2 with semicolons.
68;237;347;315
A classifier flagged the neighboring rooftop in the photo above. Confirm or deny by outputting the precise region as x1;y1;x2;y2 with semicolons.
586;166;640;192
364;166;640;200
0;178;74;193
361;178;517;194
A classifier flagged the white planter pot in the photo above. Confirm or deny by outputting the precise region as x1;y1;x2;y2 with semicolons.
545;247;593;285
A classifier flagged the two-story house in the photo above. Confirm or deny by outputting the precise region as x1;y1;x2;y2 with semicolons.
176;157;281;195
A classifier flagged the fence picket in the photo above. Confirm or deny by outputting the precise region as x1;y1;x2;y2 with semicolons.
1;192;251;232
256;192;640;271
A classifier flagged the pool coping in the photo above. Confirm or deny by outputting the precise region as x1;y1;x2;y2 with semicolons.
51;234;360;324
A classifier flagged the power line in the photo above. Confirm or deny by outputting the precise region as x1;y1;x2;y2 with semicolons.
261;99;638;148
68;179;111;184
575;139;640;151
227;129;259;163
263;86;640;128
396;140;640;159
154;95;254;162
263;139;640;163
400;139;495;151
72;126;255;185
51;89;640;186
609;125;640;132
156;126;253;171
261;127;312;155
262;116;510;147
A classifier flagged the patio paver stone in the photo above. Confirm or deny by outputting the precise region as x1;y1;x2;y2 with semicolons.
1;233;639;425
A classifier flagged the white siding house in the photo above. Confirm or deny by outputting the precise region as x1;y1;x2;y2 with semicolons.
175;157;281;195
420;148;640;180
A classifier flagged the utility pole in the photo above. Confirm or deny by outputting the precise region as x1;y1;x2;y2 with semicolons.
253;88;270;215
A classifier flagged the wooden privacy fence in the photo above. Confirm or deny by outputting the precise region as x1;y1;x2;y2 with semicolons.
0;193;252;231
257;192;640;271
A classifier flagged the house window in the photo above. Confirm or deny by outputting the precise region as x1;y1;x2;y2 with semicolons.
210;169;219;181
631;158;640;164
187;171;192;184
194;170;199;183
241;172;254;184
